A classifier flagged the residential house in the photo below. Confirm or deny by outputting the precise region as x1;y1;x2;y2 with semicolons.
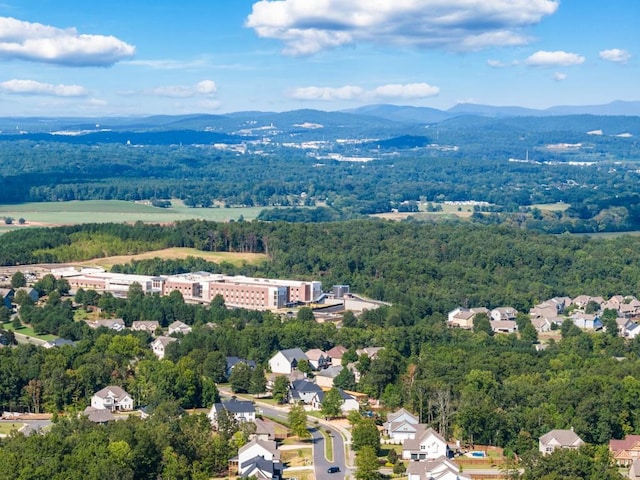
90;385;134;412
85;318;126;331
289;379;323;409
334;389;359;414
630;458;640;480
490;307;517;322
539;429;584;455
15;287;39;303
237;438;281;480
83;406;115;424
407;456;471;480
621;299;640;318
42;338;75;349
131;320;160;334
168;320;192;335
226;356;257;378
384;408;420;442
610;435;640;467
447;308;476;329
0;288;13;309
315;365;343;388
571;295;593;309
252;418;276;441
491;320;518;334
628;323;640;339
402;426;449;461
603;295;626;312
208;399;256;426
150;336;177;359
531;316;556;333
269;348;308;375
326;345;347;366
530;302;560;321
304;349;330;370
569;312;602;330
356;347;383;359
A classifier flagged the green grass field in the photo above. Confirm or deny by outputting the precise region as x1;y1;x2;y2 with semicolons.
2;323;57;342
0;423;25;435
0;199;267;228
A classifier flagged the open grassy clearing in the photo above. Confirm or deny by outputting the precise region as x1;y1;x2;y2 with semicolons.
281;447;313;467
0;423;25;435
2;323;57;341
0;200;267;227
78;247;268;269
529;202;570;211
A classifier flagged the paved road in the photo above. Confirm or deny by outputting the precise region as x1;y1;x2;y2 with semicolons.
0;418;51;435
244;398;351;480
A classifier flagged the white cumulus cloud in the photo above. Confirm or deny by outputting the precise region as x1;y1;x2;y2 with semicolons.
525;50;585;67
290;82;439;101
290;85;364;101
0;16;135;66
0;79;88;96
246;0;559;55
371;83;439;99
143;80;218;98
553;72;567;81
599;48;631;63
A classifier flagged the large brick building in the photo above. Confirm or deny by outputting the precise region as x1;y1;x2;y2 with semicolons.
64;270;321;311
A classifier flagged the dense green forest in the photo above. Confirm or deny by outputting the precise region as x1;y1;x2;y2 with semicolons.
4;220;640;478
4;219;640;313
1;111;639;231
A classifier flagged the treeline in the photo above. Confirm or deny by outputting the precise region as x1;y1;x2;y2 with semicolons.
6;220;640;313
0;409;233;479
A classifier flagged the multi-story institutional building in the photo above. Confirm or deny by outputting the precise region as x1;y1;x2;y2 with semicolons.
63;270;322;311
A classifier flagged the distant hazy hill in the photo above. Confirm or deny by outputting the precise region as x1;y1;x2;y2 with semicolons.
347;101;640;122
342;104;453;123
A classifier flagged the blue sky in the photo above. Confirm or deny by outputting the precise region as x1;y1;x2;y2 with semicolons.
0;0;637;116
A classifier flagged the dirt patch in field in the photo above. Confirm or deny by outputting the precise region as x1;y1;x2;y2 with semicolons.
78;248;267;269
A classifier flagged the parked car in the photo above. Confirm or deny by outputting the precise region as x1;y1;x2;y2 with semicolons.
327;466;340;474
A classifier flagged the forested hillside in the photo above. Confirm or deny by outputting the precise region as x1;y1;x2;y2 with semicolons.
3;220;640;313
1;111;639;232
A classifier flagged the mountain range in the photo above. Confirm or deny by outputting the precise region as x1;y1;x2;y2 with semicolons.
344;100;640;123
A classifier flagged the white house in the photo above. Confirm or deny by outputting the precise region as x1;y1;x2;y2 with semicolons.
402;426;449;461
208;399;256;426
90;385;134;412
539;429;584;455
337;389;359;414
290;380;323;408
150;336;177;359
384;408;420;442
407;456;471;480
238;438;281;479
168;320;192;335
269;348;308;375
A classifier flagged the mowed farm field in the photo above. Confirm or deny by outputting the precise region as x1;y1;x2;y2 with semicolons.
79;248;267;269
0;199;267;229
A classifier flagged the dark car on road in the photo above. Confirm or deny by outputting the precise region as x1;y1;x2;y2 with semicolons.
327;466;340;474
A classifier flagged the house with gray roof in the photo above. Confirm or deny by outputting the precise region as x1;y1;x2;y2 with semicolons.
539;428;584;455
90;385;134;412
208;399;256;426
269;348;308;375
407;456;470;480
